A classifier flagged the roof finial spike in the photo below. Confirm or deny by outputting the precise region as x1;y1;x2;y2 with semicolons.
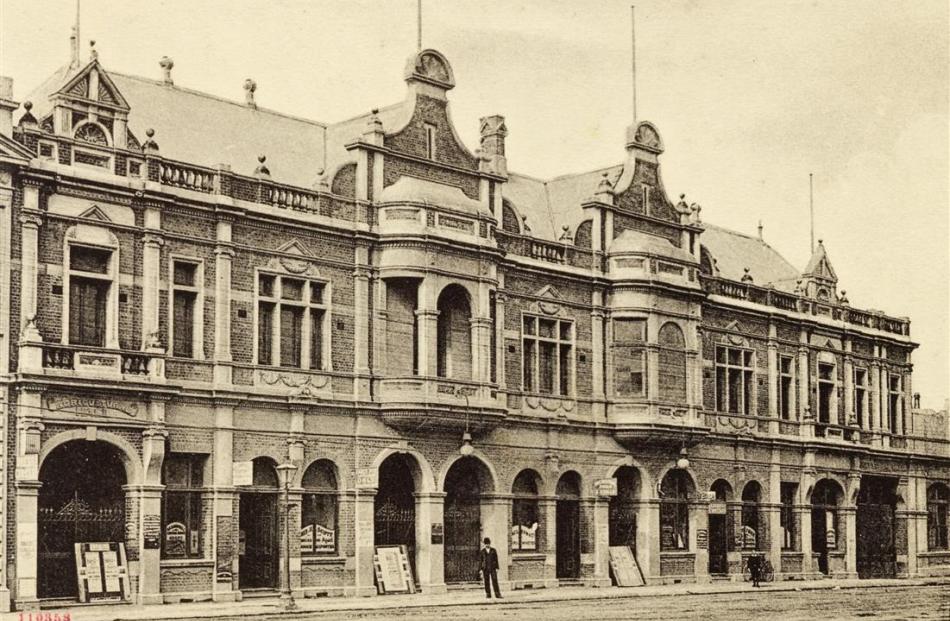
809;172;815;253
757;219;763;240
88;39;97;61
417;0;423;52
69;0;81;69
631;5;637;125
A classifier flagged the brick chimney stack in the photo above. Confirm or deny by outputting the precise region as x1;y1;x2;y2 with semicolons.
479;115;507;176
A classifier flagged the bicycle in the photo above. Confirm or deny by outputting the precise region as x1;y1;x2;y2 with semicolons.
742;555;775;583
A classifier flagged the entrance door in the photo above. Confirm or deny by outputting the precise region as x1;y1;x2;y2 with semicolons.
856;477;897;578
708;514;728;575
812;508;829;575
444;457;489;583
556;500;581;579
38;441;127;599
375;454;417;581
239;493;278;589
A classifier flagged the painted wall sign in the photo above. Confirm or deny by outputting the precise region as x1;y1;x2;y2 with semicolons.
45;395;140;419
357;468;379;489
696;528;708;549
232;461;253;486
595;478;618;497
143;514;161;549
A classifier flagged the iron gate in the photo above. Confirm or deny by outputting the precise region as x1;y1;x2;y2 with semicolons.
556;500;581;579
238;493;278;589
608;499;637;548
444;498;480;583
374;495;417;579
856;477;897;579
38;492;125;598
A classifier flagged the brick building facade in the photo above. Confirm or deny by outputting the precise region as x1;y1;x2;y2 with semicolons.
0;40;946;611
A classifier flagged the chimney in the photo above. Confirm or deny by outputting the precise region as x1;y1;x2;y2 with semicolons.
0;77;18;137
244;79;257;108
159;56;174;85
478;115;507;176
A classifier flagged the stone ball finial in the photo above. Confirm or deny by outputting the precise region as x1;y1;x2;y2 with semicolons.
244;78;257;92
89;40;98;60
258;154;266;163
160;56;174;69
23;101;32;111
143;128;159;152
371;108;379;115
146;128;155;137
255;154;270;177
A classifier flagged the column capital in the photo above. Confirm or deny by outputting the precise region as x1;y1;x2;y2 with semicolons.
19;212;43;229
214;245;235;258
142;233;165;247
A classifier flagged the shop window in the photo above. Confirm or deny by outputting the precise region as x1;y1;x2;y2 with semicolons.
811;480;840;552
257;273;328;369
613;318;646;397
300;460;338;555
523;315;573;396
170;259;203;358
853;367;869;427
779;356;794;420
162;454;205;559
741;481;763;551
780;482;797;551
659;470;692;551
927;483;949;551
511;470;540;551
715;346;754;414
68;245;113;347
658;323;687;402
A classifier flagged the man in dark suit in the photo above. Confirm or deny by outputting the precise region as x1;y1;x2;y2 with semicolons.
479;537;502;598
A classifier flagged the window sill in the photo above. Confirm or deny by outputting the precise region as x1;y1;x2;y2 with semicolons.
160;558;213;567
659;550;693;556
301;555;346;565
781;551;804;556
918;550;950;557
511;552;545;561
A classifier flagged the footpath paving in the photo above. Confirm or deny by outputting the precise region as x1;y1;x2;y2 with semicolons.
9;576;949;621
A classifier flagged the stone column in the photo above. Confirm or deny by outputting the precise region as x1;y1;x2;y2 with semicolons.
869;360;881;436
416;278;438;377
0;180;14;376
211;400;238;601
213;214;235;388
843;472;860;579
591;305;605;402
353;250;371;399
141;232;164;347
137;421;167;605
14;388;44;609
799;457;816;577
798;340;812;437
591;497;611;586
540;496;558;586
471;316;493;386
371;277;387;377
19;205;42;332
843;342;854;426
414;492;446;593
690;498;710;584
482;494;511;588
495;292;507;390
768;455;783;577
636;499;660;584
896;477;912;578
352;489;378;597
767;323;779;434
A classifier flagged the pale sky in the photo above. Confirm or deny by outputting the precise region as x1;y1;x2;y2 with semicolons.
1;0;947;408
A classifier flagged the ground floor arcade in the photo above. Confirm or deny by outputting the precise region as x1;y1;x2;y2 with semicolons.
6;389;950;609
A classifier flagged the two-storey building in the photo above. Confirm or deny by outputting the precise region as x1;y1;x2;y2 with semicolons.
0;38;946;610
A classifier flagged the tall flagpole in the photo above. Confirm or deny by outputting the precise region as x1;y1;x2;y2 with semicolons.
809;173;815;252
631;5;637;124
417;0;423;51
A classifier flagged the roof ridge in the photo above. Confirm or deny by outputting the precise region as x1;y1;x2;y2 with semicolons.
329;101;404;127
507;163;622;185
108;70;329;128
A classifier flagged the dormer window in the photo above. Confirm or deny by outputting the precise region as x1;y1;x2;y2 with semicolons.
424;123;437;159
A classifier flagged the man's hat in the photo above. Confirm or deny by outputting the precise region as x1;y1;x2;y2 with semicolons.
483;537;491;545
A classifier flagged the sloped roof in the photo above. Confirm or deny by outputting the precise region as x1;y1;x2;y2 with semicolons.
23;64;328;187
803;241;838;281
700;224;800;290
608;228;695;263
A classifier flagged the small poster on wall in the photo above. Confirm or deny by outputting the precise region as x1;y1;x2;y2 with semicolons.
74;542;130;603
314;525;336;553
300;524;315;554
164;522;187;557
372;545;415;594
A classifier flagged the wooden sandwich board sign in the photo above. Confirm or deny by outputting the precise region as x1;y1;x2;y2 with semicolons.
608;545;644;587
373;544;415;594
75;542;130;602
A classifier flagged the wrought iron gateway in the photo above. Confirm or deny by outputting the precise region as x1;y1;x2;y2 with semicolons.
856;476;898;579
38;441;127;599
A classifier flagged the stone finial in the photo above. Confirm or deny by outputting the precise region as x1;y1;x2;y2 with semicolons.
18;100;37;129
794;278;804;294
741;267;754;283
254;154;270;177
521;215;531;233
314;168;329;191
689;202;702;224
159;56;175;85
142;127;159;152
89;40;98;61
479;115;507;157
559;225;573;243
244;79;258;108
839;290;849;305
363;108;384;144
757;220;763;240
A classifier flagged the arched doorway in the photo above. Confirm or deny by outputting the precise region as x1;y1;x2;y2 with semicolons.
375;454;418;580
609;466;639;549
811;480;842;575
856;476;898;578
38;440;127;599
741;481;764;551
708;479;733;575
239;457;279;590
556;471;582;580
444;457;491;583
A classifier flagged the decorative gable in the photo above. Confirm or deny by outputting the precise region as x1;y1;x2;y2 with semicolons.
56;60;129;110
78;205;112;223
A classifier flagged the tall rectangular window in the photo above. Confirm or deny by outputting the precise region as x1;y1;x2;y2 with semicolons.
424;123;437;159
522;315;573;396
257;274;328;369
780;482;797;550
162;454;205;559
853;367;868;427
715;346;754;414
171;260;201;358
68;246;112;347
613;318;646;397
888;374;901;433
817;363;836;424
779;356;794;420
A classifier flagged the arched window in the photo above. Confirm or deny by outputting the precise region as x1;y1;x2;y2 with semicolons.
501;200;521;233
741;481;763;550
74;122;109;146
301;460;338;555
436;285;472;379
928;483;949;551
660;470;693;550
658;323;687;402
574;220;593;249
511;470;541;551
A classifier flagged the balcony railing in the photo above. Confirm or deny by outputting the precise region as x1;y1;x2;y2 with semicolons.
27;342;164;381
702;276;910;337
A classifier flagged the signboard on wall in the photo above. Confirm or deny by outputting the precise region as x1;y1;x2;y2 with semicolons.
314;525;336;553
373;545;415;594
357;468;379;489
233;461;253;486
431;522;444;545
75;542;130;603
696;528;708;549
595;478;618;497
164;522;187;557
143;514;161;550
